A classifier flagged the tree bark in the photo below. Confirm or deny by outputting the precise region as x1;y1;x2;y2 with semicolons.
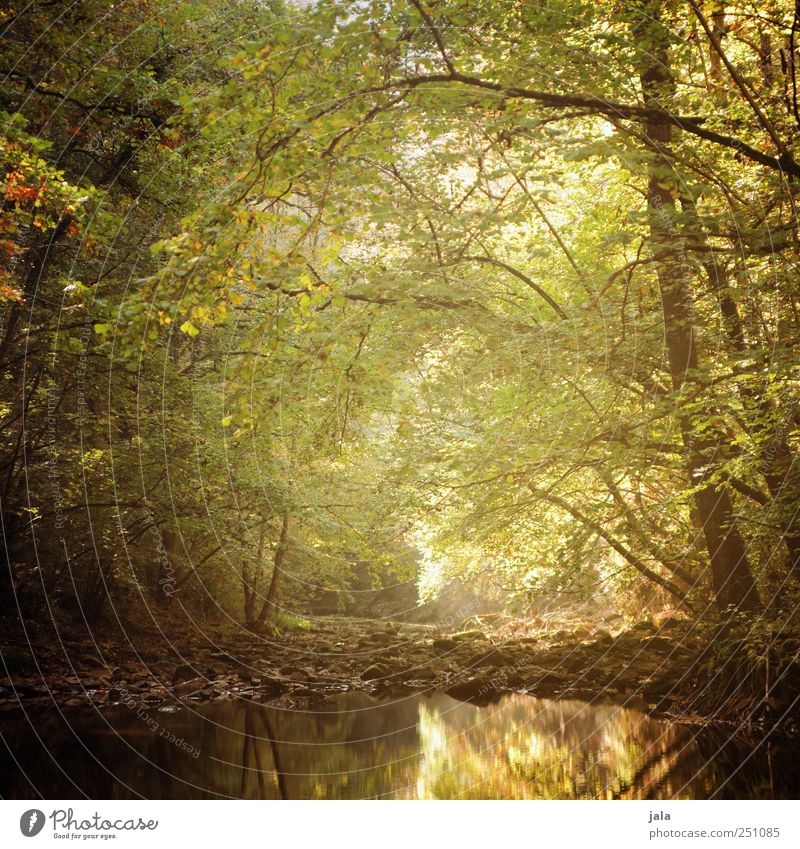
680;195;800;574
253;513;290;629
634;0;760;611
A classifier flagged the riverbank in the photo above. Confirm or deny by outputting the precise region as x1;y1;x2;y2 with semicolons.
2;614;797;735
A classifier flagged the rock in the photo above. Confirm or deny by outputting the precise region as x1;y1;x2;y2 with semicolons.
109;667;125;684
503;670;527;688
172;664;197;685
258;679;287;696
641;676;675;698
653;613;686;629
173;677;205;694
551;650;590;672
290;687;324;698
282;670;308;683
2;648;32;675
446;678;504;705
193;688;221;701
467;649;514;668
612;629;641;647
523;668;568;688
10;682;47;697
407;666;436;680
642;636;673;652
360;663;392;681
82;679;109;689
450;629;486;642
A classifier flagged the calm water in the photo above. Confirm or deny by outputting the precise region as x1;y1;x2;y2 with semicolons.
0;692;795;799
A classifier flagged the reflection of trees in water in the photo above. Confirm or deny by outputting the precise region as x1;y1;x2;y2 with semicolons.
414;696;653;799
410;696;774;800
0;695;795;799
257;695;422;799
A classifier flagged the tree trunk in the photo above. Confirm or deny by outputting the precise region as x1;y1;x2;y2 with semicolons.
634;0;760;612
242;516;268;624
679;195;800;574
0;218;71;367
253;513;290;629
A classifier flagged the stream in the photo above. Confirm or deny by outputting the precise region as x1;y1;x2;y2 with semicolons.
1;691;795;799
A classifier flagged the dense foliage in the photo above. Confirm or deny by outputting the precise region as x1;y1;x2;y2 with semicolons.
3;0;800;638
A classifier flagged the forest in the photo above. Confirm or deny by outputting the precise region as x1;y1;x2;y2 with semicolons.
1;0;800;799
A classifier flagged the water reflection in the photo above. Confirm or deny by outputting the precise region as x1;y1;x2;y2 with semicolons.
0;692;793;799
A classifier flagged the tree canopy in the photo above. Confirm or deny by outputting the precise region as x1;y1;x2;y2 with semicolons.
3;0;800;638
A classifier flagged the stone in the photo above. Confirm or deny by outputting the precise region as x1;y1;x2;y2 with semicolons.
290;687;323;698
360;663;392;681
641;677;674;698
467;649;514;668
407;666;436;680
446;678;504;705
193;688;221;701
450;629;486;642
523;668;568;688
109;668;124;684
173;677;205;694
172;664;197;685
642;636;674;652
653;614;686;629
283;670;308;682
258;679;287;696
10;682;47;697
